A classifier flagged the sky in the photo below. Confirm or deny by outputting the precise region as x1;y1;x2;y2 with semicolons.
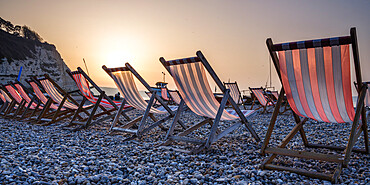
0;0;369;92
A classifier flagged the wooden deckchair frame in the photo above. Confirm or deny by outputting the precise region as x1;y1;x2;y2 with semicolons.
31;74;94;126
249;87;275;113
10;80;48;121
224;81;247;109
102;63;186;139
2;83;35;119
24;78;80;125
0;86;19;117
261;27;369;183
266;89;290;114
159;51;260;154
66;68;134;130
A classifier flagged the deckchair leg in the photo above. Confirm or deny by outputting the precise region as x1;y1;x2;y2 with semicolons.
361;108;369;153
35;98;53;123
0;102;7;114
205;90;229;148
13;100;26;118
4;101;16;116
109;99;128;131
165;100;185;140
82;93;104;129
261;89;286;154
42;96;68;126
343;87;367;166
261;118;308;166
137;94;156;137
68;97;88;126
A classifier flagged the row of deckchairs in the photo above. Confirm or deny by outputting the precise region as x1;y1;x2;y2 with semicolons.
0;27;368;183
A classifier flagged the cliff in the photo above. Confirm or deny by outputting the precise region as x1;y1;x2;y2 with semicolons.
0;29;75;90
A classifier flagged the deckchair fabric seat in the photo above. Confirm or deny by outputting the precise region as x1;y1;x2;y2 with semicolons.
71;73;131;109
168;90;182;105
110;70;177;114
39;79;86;110
29;81;61;110
278;45;354;123
168;61;252;121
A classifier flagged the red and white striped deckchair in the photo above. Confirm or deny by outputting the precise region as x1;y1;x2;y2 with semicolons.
0;90;7;114
26;78;80;125
3;84;40;119
66;68;133;130
249;87;275;113
12;81;48;120
224;82;246;109
161;88;170;101
34;74;94;126
261;27;369;183
0;88;16;116
103;63;185;139
159;51;260;154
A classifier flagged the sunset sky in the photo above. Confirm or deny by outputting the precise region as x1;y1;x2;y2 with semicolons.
1;0;369;92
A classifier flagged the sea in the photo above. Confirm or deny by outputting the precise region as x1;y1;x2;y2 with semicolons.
91;87;149;100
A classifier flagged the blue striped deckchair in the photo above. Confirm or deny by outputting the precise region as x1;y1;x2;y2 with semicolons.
224;82;246;109
261;27;369;183
103;63;186;139
159;51;260;154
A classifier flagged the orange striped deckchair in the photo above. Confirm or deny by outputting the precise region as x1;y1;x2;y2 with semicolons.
261;27;369;182
249;87;275;113
103;63;186;139
32;74;94;126
224;82;246;109
159;51;260;154
66;68;134;130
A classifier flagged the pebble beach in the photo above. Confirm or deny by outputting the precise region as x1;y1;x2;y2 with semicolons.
0;107;369;185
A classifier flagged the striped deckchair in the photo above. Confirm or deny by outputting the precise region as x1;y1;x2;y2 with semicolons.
0;88;17;116
261;27;369;183
0;90;7;114
25;78;80;125
159;51;260;154
224;82;246;109
168;90;182;105
161;88;170;101
145;91;161;105
103;63;186;139
66;68;133;130
266;90;290;113
249;87;275;113
3;83;40;119
33;74;94;126
11;81;48;120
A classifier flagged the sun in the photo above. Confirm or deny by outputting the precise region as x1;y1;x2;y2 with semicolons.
104;50;135;68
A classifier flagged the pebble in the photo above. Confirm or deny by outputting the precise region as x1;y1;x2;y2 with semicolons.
0;107;368;184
